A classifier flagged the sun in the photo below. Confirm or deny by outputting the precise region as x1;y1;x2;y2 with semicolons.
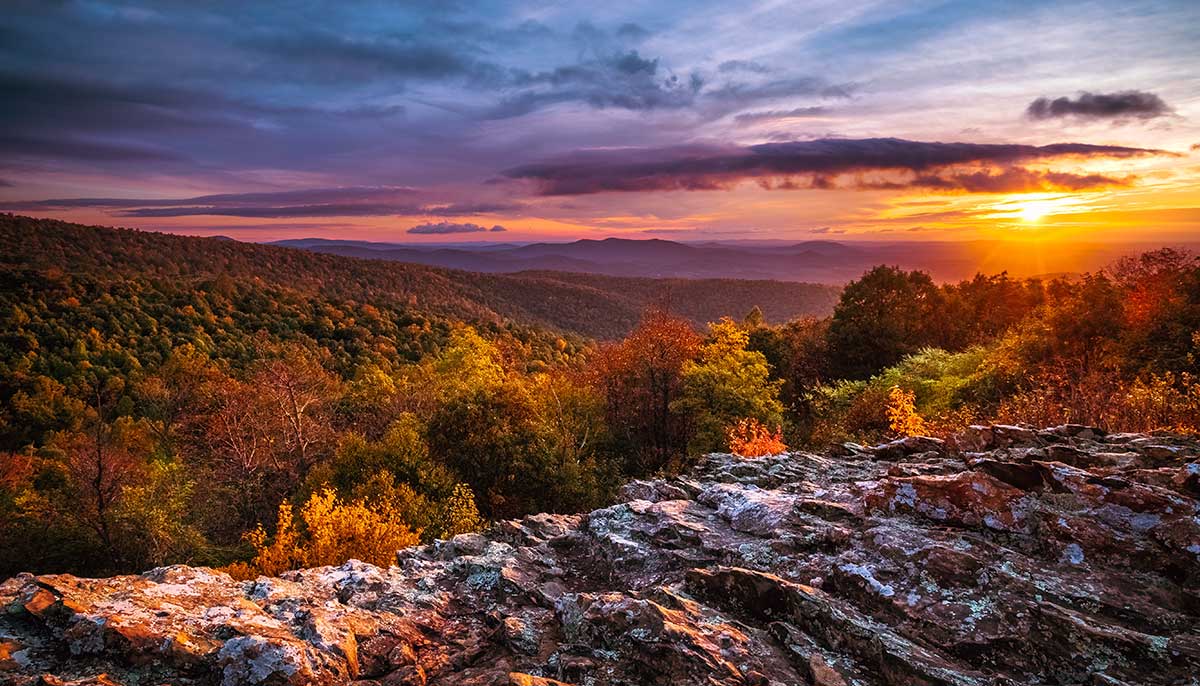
1017;201;1051;223
1001;195;1079;224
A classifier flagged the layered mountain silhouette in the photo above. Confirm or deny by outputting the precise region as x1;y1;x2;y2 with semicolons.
274;236;1172;283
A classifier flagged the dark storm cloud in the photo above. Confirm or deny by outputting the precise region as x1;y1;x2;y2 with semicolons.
117;202;519;218
250;31;476;81
0;3;858;186
0;72;237;135
0;187;417;211
121;204;419;218
1026;91;1172;121
502;137;1168;195
407;222;506;234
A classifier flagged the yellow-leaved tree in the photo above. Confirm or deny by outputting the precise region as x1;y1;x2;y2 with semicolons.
672;318;784;455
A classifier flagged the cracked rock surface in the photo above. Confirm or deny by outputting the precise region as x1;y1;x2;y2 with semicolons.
2;424;1198;685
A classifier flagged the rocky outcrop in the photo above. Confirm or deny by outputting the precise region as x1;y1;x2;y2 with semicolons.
2;425;1198;685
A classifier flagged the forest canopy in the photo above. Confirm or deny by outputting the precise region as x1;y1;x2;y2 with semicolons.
2;214;1198;578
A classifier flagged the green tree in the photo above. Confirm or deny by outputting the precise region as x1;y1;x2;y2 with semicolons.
436;483;485;538
672;318;783;454
426;383;544;519
826;265;946;379
309;414;456;505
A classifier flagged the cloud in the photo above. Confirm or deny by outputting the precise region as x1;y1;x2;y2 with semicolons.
503;137;1168;195
615;23;650;42
0;186;524;219
734;107;829;125
0;133;187;163
904;169;1133;193
484;50;704;119
717;60;771;74
0;178;12;187
249;31;479;83
407;222;506;234
1025;90;1172;121
0;186;415;210
706;76;853;104
120;204;414;218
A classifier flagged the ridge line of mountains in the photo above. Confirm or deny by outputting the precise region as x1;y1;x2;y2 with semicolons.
269;235;1182;284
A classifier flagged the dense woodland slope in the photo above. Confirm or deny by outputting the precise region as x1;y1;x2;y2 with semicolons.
0;215;839;341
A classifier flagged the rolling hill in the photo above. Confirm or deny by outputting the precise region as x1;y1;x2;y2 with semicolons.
0;215;840;341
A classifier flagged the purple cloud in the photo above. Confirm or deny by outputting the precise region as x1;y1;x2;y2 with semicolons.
0;186;523;219
503;137;1169;195
407;222;506;234
1026;91;1172;121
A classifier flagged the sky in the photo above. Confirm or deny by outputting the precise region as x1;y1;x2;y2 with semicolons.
1;0;1198;244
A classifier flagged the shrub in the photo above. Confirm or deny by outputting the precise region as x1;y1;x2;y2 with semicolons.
225;486;421;579
727;418;786;457
437;483;486;538
886;386;928;437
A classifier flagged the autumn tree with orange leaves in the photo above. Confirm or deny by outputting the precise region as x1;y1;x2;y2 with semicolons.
589;309;701;475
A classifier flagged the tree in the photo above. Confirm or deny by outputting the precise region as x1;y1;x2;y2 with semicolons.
589;309;701;475
826;266;946;379
748;316;830;410
51;379;151;569
135;345;224;458
309;413;456;506
431;326;507;401
1043;274;1124;371
190;375;279;538
672;318;784;455
426;383;545;519
112;460;207;570
1108;248;1200;373
940;273;1044;349
727;418;786;457
437;483;485;539
250;343;340;475
527;371;613;509
742;305;765;329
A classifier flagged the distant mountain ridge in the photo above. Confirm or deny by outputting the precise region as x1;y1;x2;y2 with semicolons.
0;215;840;339
272;236;1172;283
269;236;896;283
